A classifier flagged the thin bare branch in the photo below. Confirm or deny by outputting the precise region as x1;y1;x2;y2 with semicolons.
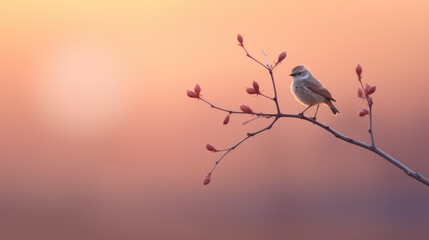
209;117;280;175
200;94;429;186
368;103;375;146
286;114;429;186
191;38;429;187
258;93;274;101
268;68;281;114
358;80;376;146
240;45;269;70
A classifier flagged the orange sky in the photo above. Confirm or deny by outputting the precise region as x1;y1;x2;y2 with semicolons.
1;0;429;239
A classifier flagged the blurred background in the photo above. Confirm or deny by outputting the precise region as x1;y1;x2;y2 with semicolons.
1;0;429;239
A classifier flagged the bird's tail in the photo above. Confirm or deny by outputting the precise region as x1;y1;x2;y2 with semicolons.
326;100;340;115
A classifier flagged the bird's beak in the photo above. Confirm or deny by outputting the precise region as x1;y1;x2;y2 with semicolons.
289;73;295;76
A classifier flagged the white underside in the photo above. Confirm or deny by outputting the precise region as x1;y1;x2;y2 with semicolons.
290;81;326;106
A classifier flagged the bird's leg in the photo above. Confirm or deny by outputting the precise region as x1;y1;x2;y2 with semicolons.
299;105;313;116
312;105;320;120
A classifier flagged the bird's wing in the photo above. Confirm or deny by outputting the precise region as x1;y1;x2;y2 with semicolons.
305;85;336;102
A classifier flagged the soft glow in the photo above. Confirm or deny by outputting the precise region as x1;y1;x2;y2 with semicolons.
1;0;429;239
33;37;135;136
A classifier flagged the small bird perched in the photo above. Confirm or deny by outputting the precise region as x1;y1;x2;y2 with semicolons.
289;65;340;119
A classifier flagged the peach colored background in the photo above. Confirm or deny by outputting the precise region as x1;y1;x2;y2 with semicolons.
1;0;429;239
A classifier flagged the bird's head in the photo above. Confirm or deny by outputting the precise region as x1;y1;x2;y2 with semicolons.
289;65;311;81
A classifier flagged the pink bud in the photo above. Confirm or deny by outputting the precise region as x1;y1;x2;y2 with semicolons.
359;109;370;117
194;84;201;96
358;88;364;98
246;87;257;94
237;34;243;45
252;81;260;91
364;83;371;93
364;83;376;96
206;144;217;152
277;51;287;64
223;114;230;125
240;104;253;114
203;173;211;185
367;85;376;95
356;64;362;78
187;90;197;98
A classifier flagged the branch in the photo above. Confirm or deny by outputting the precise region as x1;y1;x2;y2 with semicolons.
268;68;281;114
357;72;376;147
240;45;270;70
208;117;280;175
289;114;429;186
189;35;429;187
199;99;429;186
238;45;285;114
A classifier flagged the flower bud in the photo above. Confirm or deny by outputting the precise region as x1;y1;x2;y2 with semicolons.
364;83;370;93
237;34;243;45
194;84;201;96
277;51;287;64
187;90;197;98
359;109;369;117
358;88;364;98
367;85;376;95
240;104;253;114
206;144;217;152
203;173;211;185
223;114;230;125
246;87;257;94
356;64;362;78
252;81;260;91
363;83;376;96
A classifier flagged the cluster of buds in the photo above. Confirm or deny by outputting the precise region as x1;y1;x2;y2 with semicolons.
356;64;376;117
237;34;286;68
357;84;376;99
192;34;286;185
246;81;261;95
187;84;201;99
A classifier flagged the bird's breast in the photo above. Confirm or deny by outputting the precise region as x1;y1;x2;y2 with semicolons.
290;81;325;105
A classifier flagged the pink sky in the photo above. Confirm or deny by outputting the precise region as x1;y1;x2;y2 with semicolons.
1;0;429;239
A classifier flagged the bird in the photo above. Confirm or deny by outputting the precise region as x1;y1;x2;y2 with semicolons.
289;65;340;119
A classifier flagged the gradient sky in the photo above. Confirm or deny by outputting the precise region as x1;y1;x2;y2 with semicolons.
1;0;429;239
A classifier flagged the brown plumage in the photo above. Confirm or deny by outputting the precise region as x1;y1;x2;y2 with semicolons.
290;65;340;116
